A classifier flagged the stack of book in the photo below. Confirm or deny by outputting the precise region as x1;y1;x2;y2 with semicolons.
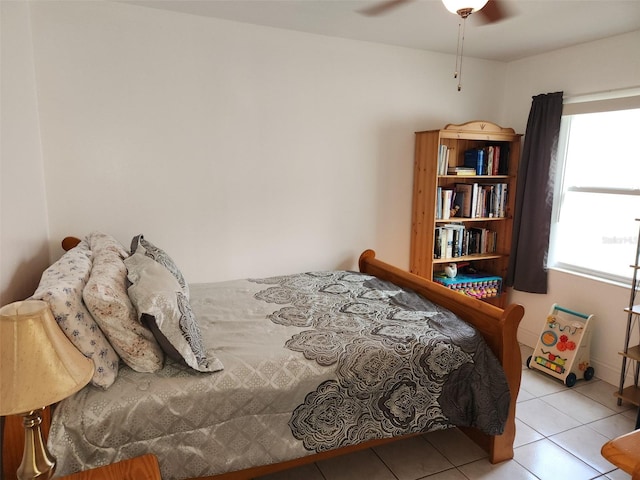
447;166;476;176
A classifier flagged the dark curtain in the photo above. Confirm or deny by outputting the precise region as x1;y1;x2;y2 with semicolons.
506;91;564;294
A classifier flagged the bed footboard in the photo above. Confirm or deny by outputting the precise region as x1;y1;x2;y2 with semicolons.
358;249;524;463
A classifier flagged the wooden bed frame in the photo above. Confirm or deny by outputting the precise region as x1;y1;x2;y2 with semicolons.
2;244;524;480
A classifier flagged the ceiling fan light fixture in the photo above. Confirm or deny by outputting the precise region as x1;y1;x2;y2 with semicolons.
442;0;489;17
443;0;488;91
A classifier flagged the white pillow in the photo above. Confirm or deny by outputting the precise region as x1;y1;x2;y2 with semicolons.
32;240;120;389
83;232;164;372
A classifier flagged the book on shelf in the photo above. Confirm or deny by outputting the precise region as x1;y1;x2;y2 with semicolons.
485;183;508;218
462;144;510;176
436;183;507;222
447;166;476;176
450;224;465;257
491;145;500;175
484;145;504;176
454;183;473;218
434;226;444;259
453;182;508;219
498;143;509;175
486;146;494;177
438;188;475;220
497;183;508;217
471;183;480;218
478;184;496;218
468;227;497;255
487;144;509;175
452;191;465;218
433;224;497;259
444;226;454;258
434;225;453;259
464;148;485;175
441;189;454;219
437;145;451;176
437;224;464;259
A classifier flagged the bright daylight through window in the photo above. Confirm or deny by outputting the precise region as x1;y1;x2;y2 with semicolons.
550;96;640;284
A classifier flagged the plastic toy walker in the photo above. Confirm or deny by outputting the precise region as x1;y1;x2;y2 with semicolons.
527;303;595;387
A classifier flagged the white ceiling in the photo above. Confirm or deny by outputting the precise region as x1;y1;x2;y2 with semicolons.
120;0;640;61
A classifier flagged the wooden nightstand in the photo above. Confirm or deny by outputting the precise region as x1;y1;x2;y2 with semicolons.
58;454;161;480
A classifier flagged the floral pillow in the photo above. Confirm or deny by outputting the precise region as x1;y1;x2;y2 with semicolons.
125;250;223;373
86;231;128;257
31;240;120;389
83;232;164;373
130;234;189;298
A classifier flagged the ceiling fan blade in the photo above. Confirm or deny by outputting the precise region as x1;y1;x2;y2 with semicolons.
476;0;510;24
359;0;415;16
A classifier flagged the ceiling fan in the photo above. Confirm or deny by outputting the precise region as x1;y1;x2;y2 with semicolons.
361;0;512;91
360;0;509;24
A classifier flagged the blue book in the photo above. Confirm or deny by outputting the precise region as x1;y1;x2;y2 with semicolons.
464;148;485;175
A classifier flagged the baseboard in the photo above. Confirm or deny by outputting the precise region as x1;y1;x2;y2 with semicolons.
517;328;539;350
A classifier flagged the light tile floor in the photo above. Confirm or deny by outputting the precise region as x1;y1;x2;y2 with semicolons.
257;345;638;480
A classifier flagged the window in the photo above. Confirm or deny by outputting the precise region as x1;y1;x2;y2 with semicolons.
549;94;640;284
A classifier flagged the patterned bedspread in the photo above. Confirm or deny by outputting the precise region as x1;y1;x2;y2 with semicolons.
48;271;509;480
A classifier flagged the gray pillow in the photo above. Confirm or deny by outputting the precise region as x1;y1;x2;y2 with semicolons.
124;250;223;373
130;234;189;298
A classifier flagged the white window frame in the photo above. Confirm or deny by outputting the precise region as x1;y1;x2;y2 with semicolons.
548;90;640;285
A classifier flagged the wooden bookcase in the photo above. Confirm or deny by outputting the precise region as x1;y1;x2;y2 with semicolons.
410;121;522;308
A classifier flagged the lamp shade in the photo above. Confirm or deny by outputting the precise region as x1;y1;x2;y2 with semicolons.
0;300;94;415
442;0;489;14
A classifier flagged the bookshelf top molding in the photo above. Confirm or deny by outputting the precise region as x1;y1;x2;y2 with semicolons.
416;121;522;142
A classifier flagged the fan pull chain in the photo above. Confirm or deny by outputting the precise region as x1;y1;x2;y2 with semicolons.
454;16;467;91
454;22;461;79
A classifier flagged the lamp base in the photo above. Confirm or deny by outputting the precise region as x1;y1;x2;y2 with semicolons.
17;409;55;480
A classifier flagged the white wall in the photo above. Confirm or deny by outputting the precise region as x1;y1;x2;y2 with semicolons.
27;1;506;283
6;0;639;388
503;30;640;386
0;1;50;305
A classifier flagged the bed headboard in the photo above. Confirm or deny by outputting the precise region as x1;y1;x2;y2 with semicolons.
62;236;82;251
